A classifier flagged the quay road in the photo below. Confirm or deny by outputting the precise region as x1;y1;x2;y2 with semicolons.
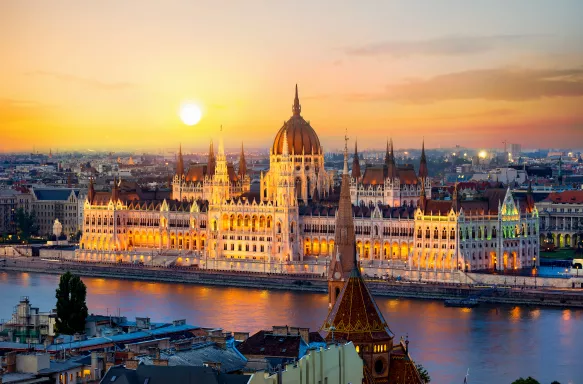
3;254;583;308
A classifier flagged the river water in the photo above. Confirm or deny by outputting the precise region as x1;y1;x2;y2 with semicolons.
0;271;581;384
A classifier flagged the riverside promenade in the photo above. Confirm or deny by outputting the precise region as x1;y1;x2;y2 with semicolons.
2;251;583;308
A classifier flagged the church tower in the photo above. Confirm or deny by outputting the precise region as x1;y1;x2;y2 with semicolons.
328;133;356;308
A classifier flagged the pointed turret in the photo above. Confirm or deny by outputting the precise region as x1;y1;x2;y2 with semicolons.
111;176;120;202
207;139;216;175
386;138;398;180
282;128;289;157
351;140;361;179
88;177;95;204
292;84;301;116
451;183;459;212
176;144;184;177
238;142;247;178
418;139;428;180
384;139;390;166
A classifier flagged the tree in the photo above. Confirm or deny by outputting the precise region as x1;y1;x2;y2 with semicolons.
15;208;38;241
415;363;431;383
511;377;540;384
55;271;88;335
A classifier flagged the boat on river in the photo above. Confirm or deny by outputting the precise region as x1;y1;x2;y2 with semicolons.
444;298;479;308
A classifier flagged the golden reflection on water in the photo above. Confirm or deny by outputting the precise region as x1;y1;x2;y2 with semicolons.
509;306;521;322
562;309;571;321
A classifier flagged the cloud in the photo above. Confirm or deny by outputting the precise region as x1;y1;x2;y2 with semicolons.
0;98;53;122
346;35;542;58
28;70;137;90
348;67;583;103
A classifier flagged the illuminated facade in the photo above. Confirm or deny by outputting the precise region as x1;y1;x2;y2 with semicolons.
78;85;539;272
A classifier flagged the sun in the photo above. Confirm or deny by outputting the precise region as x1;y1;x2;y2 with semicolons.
179;103;202;126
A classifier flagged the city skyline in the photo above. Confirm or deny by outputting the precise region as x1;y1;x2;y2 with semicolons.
2;0;583;152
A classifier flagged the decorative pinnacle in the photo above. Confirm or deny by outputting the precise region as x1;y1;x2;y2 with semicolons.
293;84;301;116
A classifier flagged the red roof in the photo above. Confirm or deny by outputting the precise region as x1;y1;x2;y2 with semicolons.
544;190;583;204
361;165;419;186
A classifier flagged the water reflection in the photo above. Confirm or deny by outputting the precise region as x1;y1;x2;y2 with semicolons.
0;271;581;384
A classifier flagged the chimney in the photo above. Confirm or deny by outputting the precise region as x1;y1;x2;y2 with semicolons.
210;335;227;350
91;351;101;381
234;332;249;342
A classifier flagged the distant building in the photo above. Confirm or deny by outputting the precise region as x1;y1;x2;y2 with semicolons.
0;190;18;234
0;297;56;344
536;190;583;248
29;188;84;237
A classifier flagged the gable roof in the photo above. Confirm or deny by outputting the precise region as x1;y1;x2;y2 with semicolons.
33;188;79;201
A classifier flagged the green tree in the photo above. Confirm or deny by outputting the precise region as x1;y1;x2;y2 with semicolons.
15;208;38;241
511;377;540;384
55;271;88;335
415;363;431;383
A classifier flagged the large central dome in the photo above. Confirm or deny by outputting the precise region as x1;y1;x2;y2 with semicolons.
272;85;322;156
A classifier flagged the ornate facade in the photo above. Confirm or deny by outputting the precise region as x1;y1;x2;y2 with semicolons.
78;85;540;273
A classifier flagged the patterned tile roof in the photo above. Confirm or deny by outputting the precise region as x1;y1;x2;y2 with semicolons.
321;267;394;343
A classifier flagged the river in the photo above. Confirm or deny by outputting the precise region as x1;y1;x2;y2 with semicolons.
0;271;581;384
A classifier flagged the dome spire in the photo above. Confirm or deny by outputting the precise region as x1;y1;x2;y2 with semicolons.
292;84;301;116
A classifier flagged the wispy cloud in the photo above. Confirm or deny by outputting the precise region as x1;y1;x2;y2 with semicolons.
346;35;542;58
347;67;583;103
28;70;137;90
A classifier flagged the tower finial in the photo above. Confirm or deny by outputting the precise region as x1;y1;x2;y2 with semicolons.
292;84;301;116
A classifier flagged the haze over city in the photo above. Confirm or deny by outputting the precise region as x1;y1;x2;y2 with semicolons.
2;0;583;152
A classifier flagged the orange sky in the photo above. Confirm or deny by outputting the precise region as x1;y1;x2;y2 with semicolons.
2;1;583;153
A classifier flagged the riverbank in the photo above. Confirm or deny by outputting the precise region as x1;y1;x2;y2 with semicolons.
3;256;583;308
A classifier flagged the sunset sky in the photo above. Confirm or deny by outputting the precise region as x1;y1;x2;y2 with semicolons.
2;0;583;153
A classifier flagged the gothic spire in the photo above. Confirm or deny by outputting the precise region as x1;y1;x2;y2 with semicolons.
384;139;390;166
386;138;398;180
328;133;356;281
176;143;184;177
208;139;216;175
282;128;289;157
238;142;247;178
418;138;428;180
351;139;361;179
292;84;301;116
452;182;459;212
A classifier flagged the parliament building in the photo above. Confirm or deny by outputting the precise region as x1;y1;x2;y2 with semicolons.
78;86;540;273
